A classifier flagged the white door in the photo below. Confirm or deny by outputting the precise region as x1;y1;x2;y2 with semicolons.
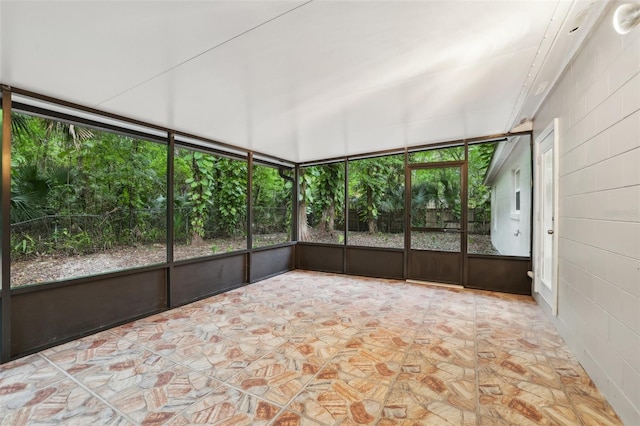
535;120;559;314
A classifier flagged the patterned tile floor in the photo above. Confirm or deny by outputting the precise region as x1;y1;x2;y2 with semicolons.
0;270;622;425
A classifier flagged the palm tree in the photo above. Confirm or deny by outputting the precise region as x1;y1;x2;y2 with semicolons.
11;164;50;223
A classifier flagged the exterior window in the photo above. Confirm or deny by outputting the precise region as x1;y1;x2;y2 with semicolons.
11;112;167;287
252;164;293;248
347;154;404;248
468;137;531;256
467;141;497;255
409;145;464;163
173;146;247;260
514;169;521;213
298;162;345;244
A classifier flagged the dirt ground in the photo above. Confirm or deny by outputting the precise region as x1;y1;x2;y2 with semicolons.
303;229;499;255
11;233;284;288
11;231;497;288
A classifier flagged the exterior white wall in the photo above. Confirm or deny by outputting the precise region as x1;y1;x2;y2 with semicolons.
533;3;640;424
490;139;531;257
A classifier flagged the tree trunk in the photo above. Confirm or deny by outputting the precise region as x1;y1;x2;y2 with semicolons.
319;203;336;233
190;153;206;245
327;203;336;231
191;232;204;246
366;188;376;234
318;212;327;233
368;218;377;234
78;154;90;210
298;201;310;241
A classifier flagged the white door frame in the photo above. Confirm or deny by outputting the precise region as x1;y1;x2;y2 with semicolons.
533;119;560;315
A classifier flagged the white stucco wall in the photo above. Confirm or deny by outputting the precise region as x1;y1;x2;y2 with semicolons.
490;139;531;257
533;2;640;424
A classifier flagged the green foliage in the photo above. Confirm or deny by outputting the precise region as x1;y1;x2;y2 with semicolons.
8;110;496;261
409;146;464;163
11;164;51;222
3;113;36;140
299;168;315;205
411;168;462;228
10;113;167;259
314;163;344;230
349;155;404;233
212;158;247;236
174;150;248;243
252;165;292;238
186;151;215;242
58;229;93;255
467;142;495;233
13;234;37;256
300;163;345;232
467;142;494;209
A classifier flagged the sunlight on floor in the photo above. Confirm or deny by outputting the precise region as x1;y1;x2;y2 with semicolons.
0;270;621;425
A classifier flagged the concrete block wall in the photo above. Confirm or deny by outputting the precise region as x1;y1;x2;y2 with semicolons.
533;3;639;424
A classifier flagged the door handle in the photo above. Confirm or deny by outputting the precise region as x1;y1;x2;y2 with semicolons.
547;229;554;235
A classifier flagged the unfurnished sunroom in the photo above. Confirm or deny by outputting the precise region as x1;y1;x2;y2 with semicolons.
0;1;638;425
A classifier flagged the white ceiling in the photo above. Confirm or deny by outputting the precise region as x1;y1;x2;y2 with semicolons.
0;1;608;162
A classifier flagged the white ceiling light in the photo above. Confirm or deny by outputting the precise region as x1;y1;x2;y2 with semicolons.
613;3;640;34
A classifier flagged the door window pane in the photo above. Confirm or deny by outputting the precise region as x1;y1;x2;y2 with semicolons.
411;231;461;251
409;145;464;163
410;167;461;252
